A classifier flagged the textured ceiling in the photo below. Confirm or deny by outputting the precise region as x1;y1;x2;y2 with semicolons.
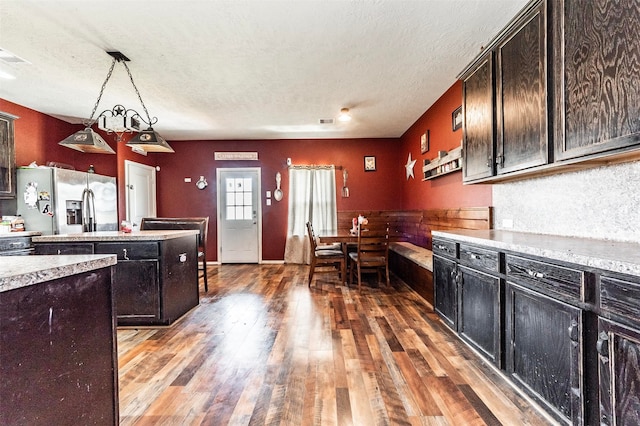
0;0;527;141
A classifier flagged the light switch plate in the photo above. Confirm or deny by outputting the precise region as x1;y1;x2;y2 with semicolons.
266;191;271;198
184;177;192;183
266;199;272;206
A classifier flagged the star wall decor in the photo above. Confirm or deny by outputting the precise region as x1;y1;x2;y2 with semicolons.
405;152;416;180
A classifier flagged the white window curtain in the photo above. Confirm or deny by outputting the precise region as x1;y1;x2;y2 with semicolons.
284;166;337;264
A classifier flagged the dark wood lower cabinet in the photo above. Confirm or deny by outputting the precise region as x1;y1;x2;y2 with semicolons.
34;234;199;326
459;266;502;367
0;267;118;425
434;255;457;330
505;281;583;424
597;318;640;425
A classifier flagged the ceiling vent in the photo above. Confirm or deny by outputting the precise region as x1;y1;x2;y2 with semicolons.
319;118;334;124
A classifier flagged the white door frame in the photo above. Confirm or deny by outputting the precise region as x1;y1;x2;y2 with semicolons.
216;167;262;263
124;160;157;226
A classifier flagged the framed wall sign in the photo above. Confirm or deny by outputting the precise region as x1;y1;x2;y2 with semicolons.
364;156;376;172
420;130;430;154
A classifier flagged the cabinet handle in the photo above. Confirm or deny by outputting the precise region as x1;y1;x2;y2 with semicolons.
436;244;447;251
568;320;579;342
526;269;545;279
486;156;492;167
179;253;187;263
596;331;609;359
57;249;61;255
122;248;129;260
466;252;481;260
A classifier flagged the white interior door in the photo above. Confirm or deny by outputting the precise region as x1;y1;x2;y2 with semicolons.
217;168;261;263
125;160;157;229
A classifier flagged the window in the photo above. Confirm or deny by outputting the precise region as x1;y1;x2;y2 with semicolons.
225;177;253;220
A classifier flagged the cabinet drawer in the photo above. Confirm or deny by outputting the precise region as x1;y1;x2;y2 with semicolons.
0;237;31;252
95;242;159;260
506;254;584;301
35;243;94;255
432;239;457;258
459;244;499;273
600;274;640;325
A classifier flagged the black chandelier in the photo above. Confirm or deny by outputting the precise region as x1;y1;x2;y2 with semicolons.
59;51;174;154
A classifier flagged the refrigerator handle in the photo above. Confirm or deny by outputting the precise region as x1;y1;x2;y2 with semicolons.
88;189;97;231
82;188;89;232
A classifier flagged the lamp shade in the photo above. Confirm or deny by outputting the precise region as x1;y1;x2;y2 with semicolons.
58;128;116;154
125;128;175;153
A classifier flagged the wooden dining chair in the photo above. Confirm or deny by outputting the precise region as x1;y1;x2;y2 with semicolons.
306;221;345;286
348;222;390;291
140;217;209;292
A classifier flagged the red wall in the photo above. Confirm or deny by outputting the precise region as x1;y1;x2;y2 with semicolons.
3;79;492;261
154;138;403;261
399;81;492;209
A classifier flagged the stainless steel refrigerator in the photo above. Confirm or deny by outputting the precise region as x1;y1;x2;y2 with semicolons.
17;167;118;234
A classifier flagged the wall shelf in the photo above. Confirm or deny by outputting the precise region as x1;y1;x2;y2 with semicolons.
422;145;463;180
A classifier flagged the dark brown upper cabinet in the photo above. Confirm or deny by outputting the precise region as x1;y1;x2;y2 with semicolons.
0;112;17;199
462;54;495;182
496;2;548;174
552;0;640;161
462;0;548;183
460;0;640;184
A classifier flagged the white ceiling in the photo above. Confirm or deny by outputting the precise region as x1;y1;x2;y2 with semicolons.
0;0;527;141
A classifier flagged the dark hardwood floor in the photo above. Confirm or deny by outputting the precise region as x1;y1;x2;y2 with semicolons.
117;264;557;425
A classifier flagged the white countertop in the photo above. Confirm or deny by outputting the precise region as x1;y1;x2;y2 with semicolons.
33;229;199;242
432;229;640;277
0;254;117;292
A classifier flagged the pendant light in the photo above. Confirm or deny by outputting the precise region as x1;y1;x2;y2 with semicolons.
59;51;173;154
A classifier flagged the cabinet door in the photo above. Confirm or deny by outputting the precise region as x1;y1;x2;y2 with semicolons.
0;112;16;199
463;54;495;182
434;255;457;330
505;281;583;424
496;1;548;174
597;318;640;426
553;0;640;161
112;260;159;322
458;266;501;367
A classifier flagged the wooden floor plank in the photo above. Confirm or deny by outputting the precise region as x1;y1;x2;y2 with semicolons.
117;264;557;425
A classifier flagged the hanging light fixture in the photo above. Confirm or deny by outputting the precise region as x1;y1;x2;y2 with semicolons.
59;51;174;154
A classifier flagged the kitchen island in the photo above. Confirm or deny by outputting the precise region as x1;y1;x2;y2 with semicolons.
0;254;119;425
33;230;200;326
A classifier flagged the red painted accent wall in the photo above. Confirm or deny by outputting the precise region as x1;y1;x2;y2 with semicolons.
3;80;490;261
154;138;403;261
399;81;492;209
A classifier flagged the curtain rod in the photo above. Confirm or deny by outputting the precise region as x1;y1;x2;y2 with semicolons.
289;164;343;170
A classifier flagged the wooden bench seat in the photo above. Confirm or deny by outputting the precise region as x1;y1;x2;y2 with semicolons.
389;241;433;271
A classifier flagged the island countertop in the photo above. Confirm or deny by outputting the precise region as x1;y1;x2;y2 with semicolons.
432;229;640;277
0;254;117;292
32;229;199;243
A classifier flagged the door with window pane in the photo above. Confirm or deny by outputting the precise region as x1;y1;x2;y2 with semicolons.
217;168;261;263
